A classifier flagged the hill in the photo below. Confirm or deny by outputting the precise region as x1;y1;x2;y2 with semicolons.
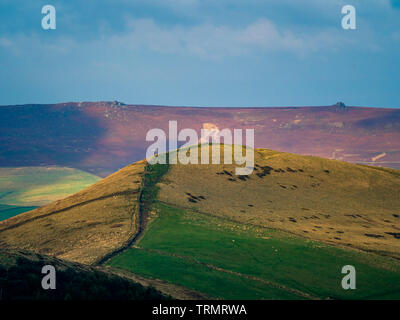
107;147;400;299
1;102;400;177
1;146;400;299
0;161;146;264
0;249;167;300
157;147;400;259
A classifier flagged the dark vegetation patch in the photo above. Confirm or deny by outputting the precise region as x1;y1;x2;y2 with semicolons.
216;170;232;176
288;218;297;223
185;193;199;200
237;175;249;181
186;192;206;203
385;232;400;239
393;214;399;218
256;165;274;178
286;167;297;173
345;214;363;219
248;204;254;207
365;234;385;239
323;170;330;174
86;221;102;227
0;254;168;300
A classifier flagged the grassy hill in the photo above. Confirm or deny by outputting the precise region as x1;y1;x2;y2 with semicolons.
0;166;101;207
1;146;400;299
108;202;400;299
0;161;146;264
0;249;168;300
157;147;400;259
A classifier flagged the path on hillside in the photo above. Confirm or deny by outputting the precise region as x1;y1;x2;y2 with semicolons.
96;162;318;300
96;161;170;265
95;166;152;265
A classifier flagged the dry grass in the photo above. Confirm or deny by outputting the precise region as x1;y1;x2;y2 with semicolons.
158;146;400;259
1;144;399;266
0;161;146;264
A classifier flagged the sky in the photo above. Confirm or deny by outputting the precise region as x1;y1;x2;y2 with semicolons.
0;0;399;108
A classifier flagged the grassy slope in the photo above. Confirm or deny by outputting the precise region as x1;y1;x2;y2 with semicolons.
158;147;400;259
0;166;101;207
2;147;400;299
108;148;400;300
108;202;400;300
0;161;146;264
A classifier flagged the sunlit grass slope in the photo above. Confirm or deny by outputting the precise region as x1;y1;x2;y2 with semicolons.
2;145;400;300
0;166;101;207
0;161;146;264
158;146;400;259
108;202;400;300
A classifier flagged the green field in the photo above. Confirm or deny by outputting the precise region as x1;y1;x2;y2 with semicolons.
0;166;101;207
108;202;400;300
0;204;38;221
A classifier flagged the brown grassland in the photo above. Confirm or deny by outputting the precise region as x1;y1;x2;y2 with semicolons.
1;145;399;268
0;161;146;264
158;146;400;259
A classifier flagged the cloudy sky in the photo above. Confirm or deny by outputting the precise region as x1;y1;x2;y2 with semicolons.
0;0;399;107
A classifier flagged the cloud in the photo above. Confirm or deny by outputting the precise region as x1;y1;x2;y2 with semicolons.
108;18;352;59
0;16;382;60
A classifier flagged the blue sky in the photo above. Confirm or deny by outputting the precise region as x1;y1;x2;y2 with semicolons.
0;0;399;107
